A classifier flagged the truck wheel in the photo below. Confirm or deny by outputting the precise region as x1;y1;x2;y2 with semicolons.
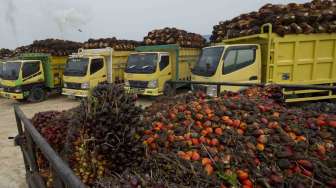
28;87;45;102
163;83;173;96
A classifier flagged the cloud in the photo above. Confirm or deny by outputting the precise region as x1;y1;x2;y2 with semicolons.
0;0;310;49
54;8;88;33
4;0;17;38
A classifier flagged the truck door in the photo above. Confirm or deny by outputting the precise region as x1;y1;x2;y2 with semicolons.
220;45;260;92
158;55;171;92
22;61;44;85
89;58;105;88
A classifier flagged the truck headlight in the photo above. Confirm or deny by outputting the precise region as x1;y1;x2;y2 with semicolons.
14;87;22;93
125;80;130;87
63;83;67;88
81;82;89;89
147;80;158;88
206;85;218;97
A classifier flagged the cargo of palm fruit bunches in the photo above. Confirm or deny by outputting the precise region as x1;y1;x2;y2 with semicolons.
0;48;14;58
82;37;141;50
211;0;336;42
13;39;82;56
31;84;336;188
31;110;75;187
143;27;206;48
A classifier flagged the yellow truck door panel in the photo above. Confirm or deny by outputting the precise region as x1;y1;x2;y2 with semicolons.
158;55;171;92
220;46;260;92
89;58;105;88
22;61;44;85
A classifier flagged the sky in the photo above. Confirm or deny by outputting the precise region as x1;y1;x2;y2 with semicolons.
0;0;309;49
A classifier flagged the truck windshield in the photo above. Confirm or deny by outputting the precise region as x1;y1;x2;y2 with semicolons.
64;58;89;76
192;47;224;76
2;61;21;80
125;53;158;74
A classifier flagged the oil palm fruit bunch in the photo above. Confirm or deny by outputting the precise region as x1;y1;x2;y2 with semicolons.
141;85;336;188
66;84;145;186
82;38;141;51
14;39;82;56
93;170;164;188
0;48;14;58
144;27;206;48
301;102;336;114
32;111;62;174
31;110;74;187
31;84;336;187
211;0;336;42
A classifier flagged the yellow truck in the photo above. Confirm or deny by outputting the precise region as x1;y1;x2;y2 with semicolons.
0;60;3;93
62;48;131;97
0;53;66;101
124;44;201;96
191;24;336;102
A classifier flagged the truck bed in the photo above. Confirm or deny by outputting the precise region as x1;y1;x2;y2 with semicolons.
223;30;336;102
136;44;201;81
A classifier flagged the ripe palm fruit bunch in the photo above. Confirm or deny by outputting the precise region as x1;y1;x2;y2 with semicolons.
0;48;14;58
31;110;75;187
144;27;206;48
66;84;145;186
14;38;82;56
141;85;336;188
211;0;336;42
82;37;141;51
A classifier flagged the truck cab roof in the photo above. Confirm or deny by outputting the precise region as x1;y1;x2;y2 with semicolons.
69;55;104;59
205;44;258;49
6;60;40;63
130;52;169;56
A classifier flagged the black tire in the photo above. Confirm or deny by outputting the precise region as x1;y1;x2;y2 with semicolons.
28;87;45;102
15;99;27;103
163;82;173;96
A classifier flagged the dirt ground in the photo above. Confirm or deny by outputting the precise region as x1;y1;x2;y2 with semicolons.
0;96;153;188
0;96;79;188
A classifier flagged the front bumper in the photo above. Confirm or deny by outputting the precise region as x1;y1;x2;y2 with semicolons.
192;84;219;97
125;87;161;96
1;91;24;100
62;88;89;97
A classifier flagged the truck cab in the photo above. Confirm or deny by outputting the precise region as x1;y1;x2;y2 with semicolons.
0;61;4;92
1;54;66;102
62;48;130;97
124;52;171;96
1;59;45;100
191;44;261;96
63;55;106;97
124;44;201;96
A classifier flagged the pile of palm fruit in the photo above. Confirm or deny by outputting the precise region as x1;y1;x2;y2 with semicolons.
31;110;75;187
0;48;14;59
211;0;336;42
31;84;336;188
82;38;141;51
13;39;82;56
143;27;206;48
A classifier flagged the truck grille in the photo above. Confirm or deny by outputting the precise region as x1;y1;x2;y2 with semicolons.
192;84;207;93
129;80;148;88
3;86;16;93
65;82;82;89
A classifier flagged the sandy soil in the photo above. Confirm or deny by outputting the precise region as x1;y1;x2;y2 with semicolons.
0;96;79;188
0;95;153;188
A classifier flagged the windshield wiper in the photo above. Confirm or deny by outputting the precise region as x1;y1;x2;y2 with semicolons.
65;69;86;76
127;65;136;69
